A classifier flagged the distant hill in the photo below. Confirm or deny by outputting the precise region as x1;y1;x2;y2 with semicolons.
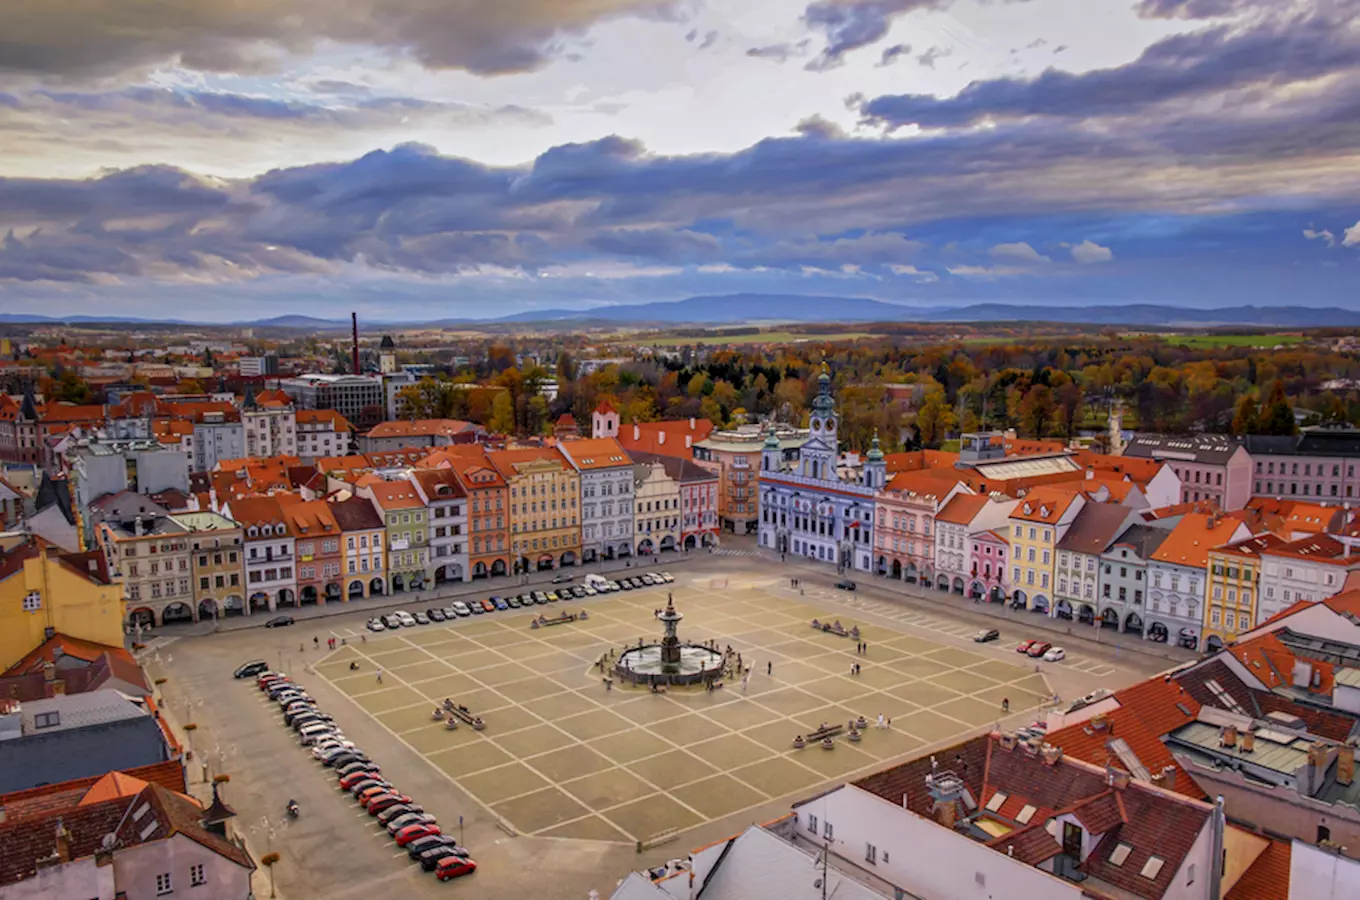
489;294;917;324
242;315;351;329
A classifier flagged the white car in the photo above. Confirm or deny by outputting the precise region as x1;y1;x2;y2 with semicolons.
395;611;417;627
1043;647;1066;662
366;618;385;632
312;738;356;759
660;572;674;583
583;586;598;596
606;581;621;591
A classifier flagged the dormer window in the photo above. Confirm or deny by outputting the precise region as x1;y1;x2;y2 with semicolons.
1109;844;1133;867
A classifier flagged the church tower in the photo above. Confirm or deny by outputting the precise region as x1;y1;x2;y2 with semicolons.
761;425;782;473
802;363;839;482
592;401;620;439
864;432;886;490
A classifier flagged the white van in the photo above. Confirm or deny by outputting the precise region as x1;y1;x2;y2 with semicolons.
584;574;611;591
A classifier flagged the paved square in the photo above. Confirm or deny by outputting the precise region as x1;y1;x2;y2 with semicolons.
317;578;1047;844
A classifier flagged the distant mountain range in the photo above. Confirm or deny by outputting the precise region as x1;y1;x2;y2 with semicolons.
2;296;1358;329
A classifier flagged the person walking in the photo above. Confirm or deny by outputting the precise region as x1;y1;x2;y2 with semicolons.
375;669;383;684
877;713;886;730
1002;697;1010;713
767;660;773;676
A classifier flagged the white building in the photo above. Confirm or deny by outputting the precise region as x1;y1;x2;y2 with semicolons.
1257;535;1360;624
410;468;469;584
633;458;681;556
240;387;296;459
191;412;244;472
1147;512;1249;651
558;437;635;562
221;495;297;613
295;409;352;460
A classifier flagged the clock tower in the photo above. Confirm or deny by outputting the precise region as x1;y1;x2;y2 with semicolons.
802;363;839;482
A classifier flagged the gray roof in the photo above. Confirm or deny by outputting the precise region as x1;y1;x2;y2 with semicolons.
1123;433;1244;465
1104;523;1172;560
627;450;718;484
693;826;888;900
18;692;147;735
1246;426;1360;458
1055;503;1133;556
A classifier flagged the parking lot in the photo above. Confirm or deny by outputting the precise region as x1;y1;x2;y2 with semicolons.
313;573;1051;844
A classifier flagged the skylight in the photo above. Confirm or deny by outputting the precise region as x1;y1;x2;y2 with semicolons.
1140;856;1165;880
1205;678;1246;715
985;791;1008;812
1015;804;1037;824
1110;844;1133;867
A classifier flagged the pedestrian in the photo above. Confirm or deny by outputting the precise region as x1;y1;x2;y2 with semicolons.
767;660;773;676
313;636;319;648
886;716;891;728
877;713;885;730
1002;697;1010;713
376;670;383;684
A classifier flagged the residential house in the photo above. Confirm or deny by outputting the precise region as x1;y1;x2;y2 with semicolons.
489;447;581;573
1075;452;1183;509
970;529;1012;605
873;470;967;588
409;468;468;585
172;511;244;622
1148;512;1251;650
1;633;151;702
1257;535;1360;624
1099;524;1172;637
432;449;510;580
220;495;296;615
1122;434;1252;510
559;437;636;562
1005;487;1087;613
632;458;681;556
628;450;719;551
0;541;123;671
933;493;991;595
715;423;809;537
1246;425;1360;501
294;409;353;460
281;500;343;605
1053;504;1139;624
240;386;297;459
359;481;428;593
359;418;481;453
328;495;387;600
92;494;193;628
613;415;714;459
1203;534;1286;651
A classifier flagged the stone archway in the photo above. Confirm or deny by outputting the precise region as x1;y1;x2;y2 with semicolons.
223;595;244;617
952;576;965;595
1205;635;1226;652
536;554;555;571
1032;595;1050;615
890;559;902;579
659;536;676;553
250;592;271;613
637;539;655;556
391;573;406;593
491;558;508;577
1147;621;1169;643
701;533;716;547
442;563;463;583
684;535;697;551
938;578;951;593
473;561;488;579
349;580;365;600
969;580;984;599
300;585;318;605
989;585;1005;604
1100;607;1120;629
198;598;219;621
163;602;194;623
1054;599;1074;621
561;551;578;567
370;577;386;595
1124;612;1144;634
904;563;919;584
128;607;156;628
324;582;342;602
1012;589;1029;610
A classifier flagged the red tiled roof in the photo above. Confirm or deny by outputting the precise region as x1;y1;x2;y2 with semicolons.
987;820;1063;865
1071;790;1128;834
1150;512;1249;569
616;418;713;457
0;761;186;823
1011;486;1082;524
935;493;991;526
366;419;476;439
1224;835;1291;900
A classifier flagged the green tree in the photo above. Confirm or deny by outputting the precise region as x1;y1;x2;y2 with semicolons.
1256;380;1298;436
488;392;516;435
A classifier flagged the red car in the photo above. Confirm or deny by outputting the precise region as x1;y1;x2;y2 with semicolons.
480;598;496;613
356;784;394;804
340;771;383;791
1027;641;1052;658
367;793;412;815
395;823;441;846
436;857;477;881
1016;640;1036;654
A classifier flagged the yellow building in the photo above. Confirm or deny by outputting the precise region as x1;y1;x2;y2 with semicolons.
1204;533;1283;651
1004;487;1085;614
173;512;246;621
489;447;582;573
0;538;124;670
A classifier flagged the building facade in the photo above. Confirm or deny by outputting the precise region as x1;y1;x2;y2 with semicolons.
1204;534;1283;651
1257;535;1360;624
1247;426;1360;501
328;495;387;600
174;512;245;621
1005;487;1086;613
1147;512;1250;650
873;472;962;588
295;409;352;460
410;468;468;585
1098;523;1170;637
282;500;344;604
241;388;297;459
1122;433;1252;509
559;438;636;562
969;529;1011;604
490;448;582;572
93;494;194;628
441;453;510;580
221;496;295;614
757;368;884;572
700;424;804;535
280;374;385;430
361;481;428;593
1052;504;1137;624
632;459;681;555
0;541;123;670
629;450;719;551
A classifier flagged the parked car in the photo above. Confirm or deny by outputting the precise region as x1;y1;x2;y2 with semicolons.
532;592;548;605
420;845;466;871
492;596;508;610
1016;639;1037;654
436;857;477;881
395;611;417;627
551;573;573;584
972;629;1001;643
382;613;402;629
582;586;598;596
336;761;380;779
641;574;657;585
346;778;388;797
451;601;472;617
443;605;459;618
545;591;560;603
394;823;441;846
367;618;386;632
1027;641;1052;658
468;600;484;615
264;615;295;628
414;612;430;625
311;738;356;759
834;579;857;591
341;770;383;790
367;793;413;815
606;580;621;591
1043;647;1066;662
406;834;458;859
480;598;496;613
428;608;446;622
233;660;269;679
356;784;395;804
506;595;522;608
619;580;634;591
256;672;287;688
324;750;370;768
660;572;674;583
383;809;432;831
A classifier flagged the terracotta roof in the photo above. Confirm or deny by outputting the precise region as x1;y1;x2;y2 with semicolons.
1005;438;1069;456
1262;534;1360;566
1074;452;1168;484
1213;533;1288;561
1071;790;1128;834
883;469;962;500
486;446;571;479
558;437;633;471
295;408;352;430
77;771;151;805
327;495;385;531
365;481;424;511
615;418;713;457
934;492;991;526
366;419;476;439
408;468;467;503
626;450;717;484
1011;486;1082;524
987;819;1063;865
281;499;339;535
1149;513;1249;569
3;633;150;695
0;761;186;823
595;400;617;415
1224;836;1291;900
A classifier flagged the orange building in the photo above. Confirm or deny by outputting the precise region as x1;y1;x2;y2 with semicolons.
433;448;511;580
282;500;344;605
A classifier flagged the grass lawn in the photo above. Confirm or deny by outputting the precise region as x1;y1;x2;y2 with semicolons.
632;330;874;347
1158;333;1306;349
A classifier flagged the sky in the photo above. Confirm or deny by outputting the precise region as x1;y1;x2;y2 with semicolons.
1;0;1358;322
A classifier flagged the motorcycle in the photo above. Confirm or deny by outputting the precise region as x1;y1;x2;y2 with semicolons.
286;800;299;819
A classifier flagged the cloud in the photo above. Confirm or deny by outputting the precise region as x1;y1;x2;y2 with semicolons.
802;0;941;71
794;114;848;139
1069;239;1114;263
863;5;1358;130
878;43;912;66
1135;0;1275;19
1304;227;1337;247
917;46;952;69
946;264;1029;278
888;263;939;282
990;241;1050;264
747;41;810;63
1345;221;1360;247
0;0;676;78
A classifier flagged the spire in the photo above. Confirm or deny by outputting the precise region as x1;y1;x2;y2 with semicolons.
242;384;259;410
812;362;836;415
763;425;781;450
867;431;884;462
19;382;39;421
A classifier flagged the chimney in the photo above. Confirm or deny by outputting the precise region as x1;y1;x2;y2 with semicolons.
1163;766;1177;790
686;436;692;449
935;799;957;829
1041;744;1063;766
1338;744;1355;787
1308;742;1330;793
633;424;640;441
689;417;696;430
55;819;71;863
1221;725;1238;748
1240;731;1255;753
658;431;665;446
999;732;1018;752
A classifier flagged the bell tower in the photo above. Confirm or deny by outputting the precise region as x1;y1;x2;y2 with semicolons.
803;363;839;482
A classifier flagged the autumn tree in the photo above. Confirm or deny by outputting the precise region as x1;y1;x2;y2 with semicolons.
1230;394;1258;435
488;392;516;435
914;390;956;448
1256;380;1298;436
1018;384;1055;438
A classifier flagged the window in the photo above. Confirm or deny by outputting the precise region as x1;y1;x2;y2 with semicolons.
985;791;1008;812
1110;843;1133;867
808;814;818;834
1187;863;1196;886
1140;857;1165;880
156;872;173;895
866;843;877;865
824;821;834;840
190;863;205;886
1015;804;1037;824
22;591;41;612
33;711;60;728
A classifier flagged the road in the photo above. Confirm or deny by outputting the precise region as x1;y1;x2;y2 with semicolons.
143;542;1179;900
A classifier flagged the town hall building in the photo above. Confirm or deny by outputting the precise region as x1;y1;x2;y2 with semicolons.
757;365;884;572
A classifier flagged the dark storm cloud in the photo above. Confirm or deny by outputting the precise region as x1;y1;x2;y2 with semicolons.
801;0;1031;71
863;4;1360;128
0;0;677;77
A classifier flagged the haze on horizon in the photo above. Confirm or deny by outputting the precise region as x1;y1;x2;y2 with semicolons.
1;0;1358;322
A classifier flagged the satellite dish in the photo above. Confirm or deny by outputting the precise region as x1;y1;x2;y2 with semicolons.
814;878;823;889
101;833;116;850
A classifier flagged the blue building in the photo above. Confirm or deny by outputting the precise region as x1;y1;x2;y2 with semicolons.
757;366;885;572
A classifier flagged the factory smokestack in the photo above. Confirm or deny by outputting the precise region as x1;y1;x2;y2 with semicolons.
352;312;360;375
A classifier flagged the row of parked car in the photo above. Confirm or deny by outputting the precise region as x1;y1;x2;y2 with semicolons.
364;572;674;632
1016;639;1066;662
234;661;477;881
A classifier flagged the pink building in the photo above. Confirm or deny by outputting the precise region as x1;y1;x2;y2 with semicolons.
1122;434;1252;510
970;529;1011;603
873;471;967;587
